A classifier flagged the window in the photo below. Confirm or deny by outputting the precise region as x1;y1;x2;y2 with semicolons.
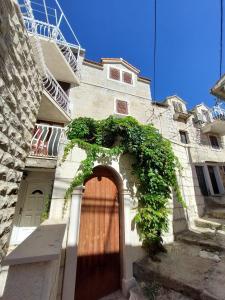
109;67;133;85
201;110;210;123
122;71;133;84
179;131;188;144
109;67;120;81
209;135;220;149
115;99;128;115
173;101;183;113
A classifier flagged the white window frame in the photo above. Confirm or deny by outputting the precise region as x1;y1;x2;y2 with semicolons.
108;66;135;86
114;98;130;116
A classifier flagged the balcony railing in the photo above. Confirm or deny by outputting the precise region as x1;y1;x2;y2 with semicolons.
30;123;65;158
211;105;225;121
18;0;80;73
43;69;70;114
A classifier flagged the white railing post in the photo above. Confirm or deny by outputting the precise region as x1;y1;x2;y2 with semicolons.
43;68;70;114
30;124;65;158
19;0;81;73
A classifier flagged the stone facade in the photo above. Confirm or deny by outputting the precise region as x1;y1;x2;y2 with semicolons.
0;0;42;260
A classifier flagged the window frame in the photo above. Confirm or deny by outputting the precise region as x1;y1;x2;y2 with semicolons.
201;109;211;123
173;101;183;113
114;98;129;116
108;66;134;86
179;130;189;144
209;135;220;150
109;67;121;81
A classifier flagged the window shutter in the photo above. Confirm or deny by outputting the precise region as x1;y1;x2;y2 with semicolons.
116;100;128;115
110;68;120;81
123;71;133;84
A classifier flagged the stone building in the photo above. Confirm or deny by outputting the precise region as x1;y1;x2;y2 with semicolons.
1;1;225;299
0;0;43;261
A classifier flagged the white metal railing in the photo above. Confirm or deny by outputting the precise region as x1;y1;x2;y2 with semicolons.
18;0;80;73
211;104;225;121
30;123;65;157
43;69;70;114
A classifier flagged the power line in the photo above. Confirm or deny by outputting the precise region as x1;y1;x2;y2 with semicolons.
153;0;157;100
220;0;223;77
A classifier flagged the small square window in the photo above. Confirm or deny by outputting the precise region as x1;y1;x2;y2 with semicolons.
173;102;183;113
115;99;128;115
109;67;120;81
179;131;188;144
209;135;220;149
122;71;133;84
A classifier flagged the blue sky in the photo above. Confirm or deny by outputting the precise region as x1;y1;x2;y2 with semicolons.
61;0;222;109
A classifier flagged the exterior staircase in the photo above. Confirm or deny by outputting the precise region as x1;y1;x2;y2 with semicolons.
133;209;225;300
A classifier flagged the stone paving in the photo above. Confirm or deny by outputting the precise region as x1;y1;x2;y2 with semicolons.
99;290;127;300
134;241;225;300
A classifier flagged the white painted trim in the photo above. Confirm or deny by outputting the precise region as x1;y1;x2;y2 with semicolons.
107;66;135;87
202;165;214;196
62;186;83;300
215;165;225;194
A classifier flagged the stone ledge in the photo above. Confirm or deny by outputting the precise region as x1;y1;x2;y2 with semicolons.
2;220;66;266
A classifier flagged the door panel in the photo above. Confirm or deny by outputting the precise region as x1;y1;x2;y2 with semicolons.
75;167;120;300
208;166;220;194
195;166;209;196
15;183;47;244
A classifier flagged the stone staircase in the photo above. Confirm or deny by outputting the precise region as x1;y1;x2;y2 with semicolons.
133;209;225;300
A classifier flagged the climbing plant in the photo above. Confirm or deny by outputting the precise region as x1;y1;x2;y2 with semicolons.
63;116;184;250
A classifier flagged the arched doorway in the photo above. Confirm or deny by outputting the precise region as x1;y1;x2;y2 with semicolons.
75;166;121;300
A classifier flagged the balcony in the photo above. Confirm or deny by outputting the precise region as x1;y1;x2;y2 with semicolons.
29;123;65;158
201;105;225;135
173;111;190;122
37;69;72;124
19;0;81;84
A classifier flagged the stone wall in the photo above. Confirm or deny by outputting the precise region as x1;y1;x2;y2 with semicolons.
0;0;43;261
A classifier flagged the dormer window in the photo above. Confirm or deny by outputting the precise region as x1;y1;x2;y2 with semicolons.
173;101;183;113
109;67;133;85
122;71;133;84
115;99;129;115
109;67;120;81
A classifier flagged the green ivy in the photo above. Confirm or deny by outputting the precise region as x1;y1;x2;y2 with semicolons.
40;194;51;222
63;116;184;250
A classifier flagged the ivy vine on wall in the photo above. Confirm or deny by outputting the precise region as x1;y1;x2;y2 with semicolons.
63;116;184;250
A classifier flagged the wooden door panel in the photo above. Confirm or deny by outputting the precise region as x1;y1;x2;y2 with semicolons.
75;168;120;300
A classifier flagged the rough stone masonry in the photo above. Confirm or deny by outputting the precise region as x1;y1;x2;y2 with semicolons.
0;0;43;261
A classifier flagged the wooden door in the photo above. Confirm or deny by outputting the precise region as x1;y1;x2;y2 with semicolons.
75;167;120;300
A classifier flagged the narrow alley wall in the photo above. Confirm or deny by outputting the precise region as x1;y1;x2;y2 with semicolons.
0;0;43;260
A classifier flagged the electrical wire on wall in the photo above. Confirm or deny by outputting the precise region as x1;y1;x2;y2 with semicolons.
216;0;224;106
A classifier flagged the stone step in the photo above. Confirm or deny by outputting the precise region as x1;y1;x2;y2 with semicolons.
176;230;225;252
133;242;225;300
194;217;225;231
207;209;225;220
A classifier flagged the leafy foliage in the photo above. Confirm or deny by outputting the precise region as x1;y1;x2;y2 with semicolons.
63;116;183;249
40;194;51;222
